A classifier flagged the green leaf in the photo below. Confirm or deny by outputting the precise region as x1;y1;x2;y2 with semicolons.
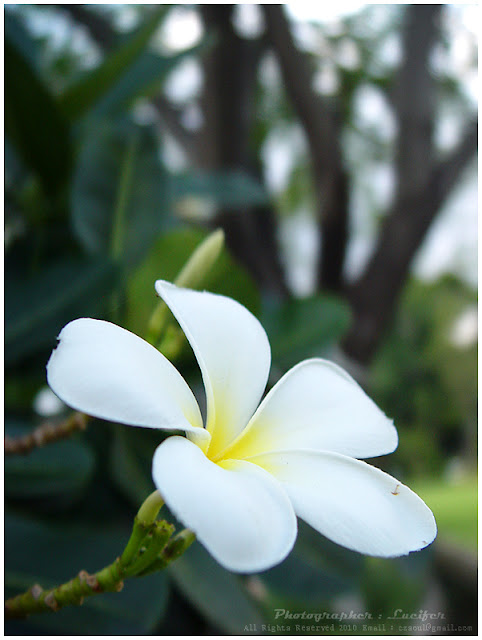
4;36;72;195
262;294;352;371
169;543;266;635
295;520;364;581
4;374;45;412
260;521;363;609
5;419;95;500
360;555;429;620
125;226;260;337
173;169;269;209
58;6;167;121
260;551;353;609
5;9;39;68
93;43;207;119
109;427;161;507
5;258;118;365
71;119;171;267
4;513;168;635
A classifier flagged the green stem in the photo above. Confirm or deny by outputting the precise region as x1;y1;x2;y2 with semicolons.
118;517;152;567
4;491;193;620
123;521;173;577
138;529;196;576
5;563;126;618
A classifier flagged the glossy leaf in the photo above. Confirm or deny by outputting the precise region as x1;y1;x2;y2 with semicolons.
262;294;351;370
5;258;118;365
168;542;266;635
5;9;39;68
4;36;72;195
58;6;167;121
295;519;364;580
71;119;171;266
93;42;208;119
260;551;351;608
109;427;161;507
173;170;269;209
260;520;363;608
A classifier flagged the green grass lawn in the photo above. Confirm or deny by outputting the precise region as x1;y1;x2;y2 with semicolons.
412;474;477;551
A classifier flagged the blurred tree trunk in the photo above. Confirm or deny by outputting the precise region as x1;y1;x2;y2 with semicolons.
342;5;476;363
262;5;350;293
198;6;288;296
263;4;477;364
344;118;477;363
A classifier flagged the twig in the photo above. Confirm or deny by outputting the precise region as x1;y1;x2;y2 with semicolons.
5;518;180;618
5;488;196;620
4;412;89;456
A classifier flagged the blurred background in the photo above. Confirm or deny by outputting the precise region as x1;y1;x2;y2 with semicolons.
4;4;477;635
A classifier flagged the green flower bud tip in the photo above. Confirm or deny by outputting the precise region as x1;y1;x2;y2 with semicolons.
175;228;225;290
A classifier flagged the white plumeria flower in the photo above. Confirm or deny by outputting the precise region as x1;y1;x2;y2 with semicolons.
47;280;436;573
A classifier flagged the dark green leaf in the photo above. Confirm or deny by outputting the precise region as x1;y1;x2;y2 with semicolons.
262;294;352;371
296;520;364;580
260;551;352;608
169;543;266;634
125;226;260;336
4;36;72;195
5;9;39;68
173;169;269;209
109;427;160;507
4;374;45;412
361;555;430;619
58;6;167;121
5;258;118;365
93;42;208;119
260;521;363;608
5;136;26;188
5;419;95;500
5;513;168;635
71;119;171;267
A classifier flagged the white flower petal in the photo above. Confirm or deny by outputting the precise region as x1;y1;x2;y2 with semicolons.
47;319;209;446
223;359;398;460
152;436;297;573
250;450;436;557
155;281;271;457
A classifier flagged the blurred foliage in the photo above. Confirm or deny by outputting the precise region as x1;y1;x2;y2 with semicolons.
369;275;477;590
5;419;95;503
370;276;477;478
412;475;477;551
71;118;171;266
5;258;118;365
57;6;167;120
4;3;476;636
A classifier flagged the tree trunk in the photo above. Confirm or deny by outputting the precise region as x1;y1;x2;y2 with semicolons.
262;4;349;293
199;5;288;296
343;6;477;364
